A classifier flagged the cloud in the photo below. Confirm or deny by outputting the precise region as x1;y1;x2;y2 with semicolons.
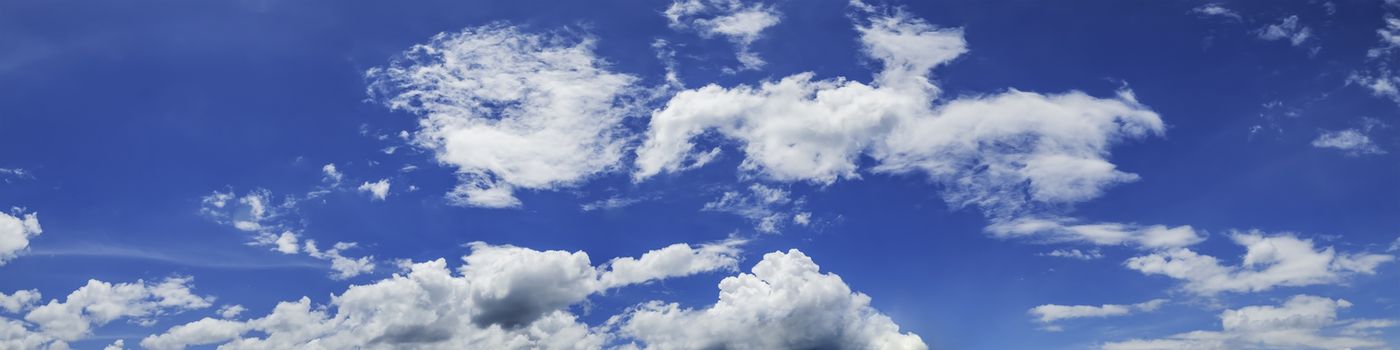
0;209;42;265
611;249;925;350
1125;231;1394;295
987;216;1203;250
0;290;40;314
1312;129;1385;155
216;304;245;319
1041;248;1104;260
1351;15;1400;104
579;195;647;212
701;184;810;233
0;277;212;350
664;0;781;70
1029;299;1166;328
367;24;639;208
321;163;343;185
1101;295;1394;350
200;189;377;279
143;240;743;349
1192;4;1241;21
1258;15;1313;47
634;7;1164;218
357;179;391;201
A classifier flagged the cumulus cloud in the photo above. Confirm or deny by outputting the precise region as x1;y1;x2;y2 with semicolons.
1125;231;1393;295
1192;4;1241;21
702;184;809;233
1312;128;1385;155
611;249;925;350
143;240;744;349
216;304;245;319
0;277;212;350
634;7;1164;218
200;189;377;279
0;208;42;265
357;179;391;201
987;216;1203;250
1030;299;1166;330
1258;15;1313;47
0;290;40;314
367;24;639;208
1102;295;1395;350
664;0;781;70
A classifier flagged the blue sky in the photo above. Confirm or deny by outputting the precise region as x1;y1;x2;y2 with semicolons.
1;0;1399;349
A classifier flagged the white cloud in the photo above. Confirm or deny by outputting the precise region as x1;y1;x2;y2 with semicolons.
1041;248;1104;260
664;0;781;70
200;189;377;279
1352;15;1400;104
217;304;245;319
1312;129;1384;155
702;184;808;233
144;240;744;349
0;209;42;265
1258;15;1313;47
321;163;343;185
579;196;646;212
0;277;212;349
357;179;391;201
1102;295;1394;350
1192;4;1241;21
0;290;40;314
987;216;1203;250
635;8;1164;218
1125;231;1394;295
367;24;639;208
612;249;926;350
302;240;376;280
104;339;124;350
1030;299;1166;326
597;239;745;289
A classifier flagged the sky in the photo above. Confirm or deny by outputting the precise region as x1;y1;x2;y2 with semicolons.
1;0;1399;349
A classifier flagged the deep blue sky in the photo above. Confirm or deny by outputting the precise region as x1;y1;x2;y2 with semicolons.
1;0;1398;349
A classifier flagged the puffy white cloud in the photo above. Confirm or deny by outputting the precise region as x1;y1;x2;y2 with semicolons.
1102;295;1394;350
357;179;391;201
1192;4;1241;21
635;8;1164;217
1125;231;1394;295
367;24;639;208
144;241;743;349
200;189;377;280
612;249;925;350
1030;299;1166;327
1312;129;1385;155
302;240;376;280
217;305;245;319
701;184;808;233
104;339;124;350
0;277;212;349
597;239;745;288
1258;15;1313;46
0;290;40;314
987;217;1202;250
664;0;781;70
0;209;43;265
